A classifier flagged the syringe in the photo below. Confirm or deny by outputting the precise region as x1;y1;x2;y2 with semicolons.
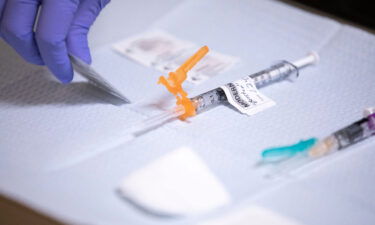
190;52;319;114
131;50;319;135
308;108;375;158
256;107;375;179
259;108;375;178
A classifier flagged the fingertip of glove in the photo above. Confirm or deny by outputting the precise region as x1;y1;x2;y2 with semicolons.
78;53;92;65
58;74;74;84
52;66;74;84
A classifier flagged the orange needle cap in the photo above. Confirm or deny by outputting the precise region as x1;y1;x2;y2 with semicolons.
158;46;209;119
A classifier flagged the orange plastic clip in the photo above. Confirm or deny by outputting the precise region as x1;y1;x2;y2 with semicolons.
158;46;209;120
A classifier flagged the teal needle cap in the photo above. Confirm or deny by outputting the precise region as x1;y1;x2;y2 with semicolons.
261;138;318;162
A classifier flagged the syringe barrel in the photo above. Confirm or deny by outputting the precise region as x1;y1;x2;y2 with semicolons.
191;88;227;113
333;118;373;150
190;53;318;114
249;61;298;88
250;51;319;88
191;62;298;113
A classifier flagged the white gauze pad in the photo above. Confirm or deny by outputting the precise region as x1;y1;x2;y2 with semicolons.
118;147;231;216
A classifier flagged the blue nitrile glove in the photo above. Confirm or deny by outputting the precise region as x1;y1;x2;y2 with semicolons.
0;0;110;83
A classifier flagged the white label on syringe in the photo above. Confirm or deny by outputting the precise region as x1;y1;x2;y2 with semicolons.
220;77;275;115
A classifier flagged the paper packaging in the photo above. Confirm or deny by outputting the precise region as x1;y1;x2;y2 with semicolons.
113;30;239;84
118;147;231;216
69;54;130;104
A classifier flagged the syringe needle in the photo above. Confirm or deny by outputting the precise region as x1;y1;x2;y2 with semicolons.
129;106;185;136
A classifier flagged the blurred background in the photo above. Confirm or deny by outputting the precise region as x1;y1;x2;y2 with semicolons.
291;0;375;29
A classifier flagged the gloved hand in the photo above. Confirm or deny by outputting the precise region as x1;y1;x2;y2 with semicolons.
0;0;110;83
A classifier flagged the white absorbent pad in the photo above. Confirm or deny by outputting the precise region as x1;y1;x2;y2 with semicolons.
118;147;231;216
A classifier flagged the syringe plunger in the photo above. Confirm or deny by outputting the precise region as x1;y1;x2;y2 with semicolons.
291;51;319;69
